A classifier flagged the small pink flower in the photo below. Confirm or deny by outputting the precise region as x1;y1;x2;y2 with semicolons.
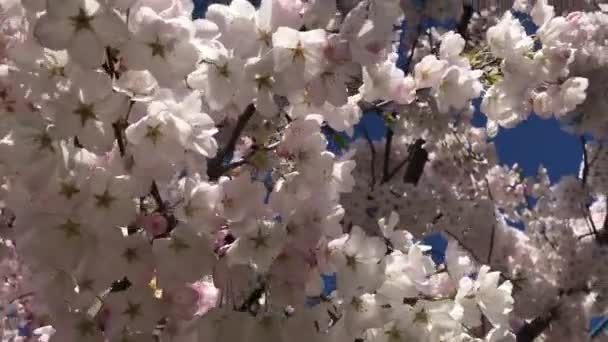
136;213;168;237
566;11;582;25
276;0;304;15
191;280;219;316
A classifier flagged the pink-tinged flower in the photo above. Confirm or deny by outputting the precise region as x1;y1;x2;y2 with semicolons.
136;212;168;237
192;280;219;316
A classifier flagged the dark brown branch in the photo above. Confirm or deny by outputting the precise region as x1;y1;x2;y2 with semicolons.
516;306;559;342
403;138;428;185
382;129;393;182
457;3;474;41
150;181;165;212
113;101;133;158
405;20;423;72
113;121;126;157
207;104;256;180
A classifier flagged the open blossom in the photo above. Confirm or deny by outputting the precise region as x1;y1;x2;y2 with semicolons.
328;225;387;298
452;266;514;328
121;5;200;86
34;0;128;67
361;57;417;104
272;27;327;93
1;0;608;341
487;12;534;59
414;55;448;89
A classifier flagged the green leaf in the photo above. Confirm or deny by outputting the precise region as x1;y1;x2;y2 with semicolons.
332;133;348;150
383;113;397;130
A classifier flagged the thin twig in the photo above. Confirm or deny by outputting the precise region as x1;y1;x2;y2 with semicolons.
382;129;393;182
581;136;590;186
150;181;165;212
9;291;34;303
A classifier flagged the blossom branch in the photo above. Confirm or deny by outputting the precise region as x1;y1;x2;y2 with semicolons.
208;104;256;180
403;138;428;185
457;2;474;41
382;128;393;182
515;306;560;342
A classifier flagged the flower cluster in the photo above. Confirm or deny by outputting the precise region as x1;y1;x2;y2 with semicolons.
0;0;606;341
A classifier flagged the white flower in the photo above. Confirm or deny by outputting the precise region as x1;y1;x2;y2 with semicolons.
206;0;261;59
440;31;465;61
361;58;416;104
217;171;266;222
377;211;431;253
82;166;136;230
103;286;163;338
377;247;436;301
434;66;483;114
226;218;287;272
176;177;222;233
530;0;554;27
481;82;528;128
152;225;215;289
272;27;327;92
343;293;384;336
328;225;387;298
121;7;199;86
34;0;128;67
452;266;514;329
557;76;588;115
146;89;218;157
46;312;103;342
414;55;448;89
187;41;247;111
445;239;476;281
487;12;533;59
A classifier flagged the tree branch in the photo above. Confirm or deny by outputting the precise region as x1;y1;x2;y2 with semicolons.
150;181;165;212
382;129;393;182
457;2;474;41
581;136;590;186
516;306;559;342
403;138;428;185
207;104;256;180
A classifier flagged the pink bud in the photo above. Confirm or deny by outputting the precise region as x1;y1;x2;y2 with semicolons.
136;213;168;237
566;11;582;25
191;280;219;316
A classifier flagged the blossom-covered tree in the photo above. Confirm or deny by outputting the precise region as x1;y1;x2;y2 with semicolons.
0;0;607;341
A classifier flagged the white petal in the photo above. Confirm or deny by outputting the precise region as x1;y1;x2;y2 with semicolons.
34;15;73;50
91;11;129;46
47;0;82;18
69;30;105;68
